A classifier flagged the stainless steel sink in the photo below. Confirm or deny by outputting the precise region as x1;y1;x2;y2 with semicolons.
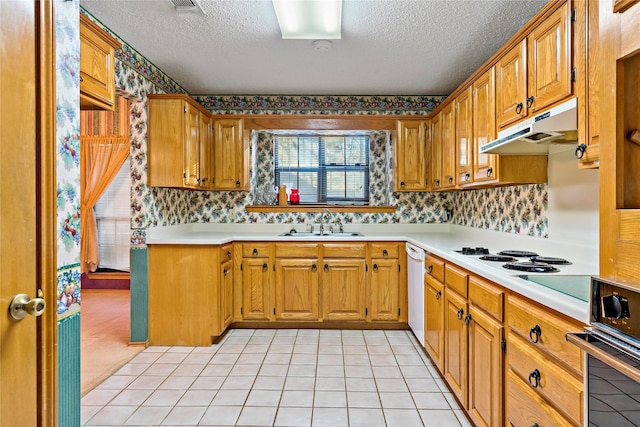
279;231;364;237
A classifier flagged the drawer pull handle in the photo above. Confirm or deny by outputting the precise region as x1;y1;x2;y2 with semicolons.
457;308;464;320
227;251;232;259
324;263;329;272
435;291;442;300
528;369;541;388
262;263;268;272
382;249;388;257
486;167;493;177
373;263;378;272
575;143;587;159
252;248;258;256
464;314;472;325
529;325;542;343
312;264;317;272
526;96;535;108
427;265;433;274
516;102;524;114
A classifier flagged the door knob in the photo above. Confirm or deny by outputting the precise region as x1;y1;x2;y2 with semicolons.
9;292;46;320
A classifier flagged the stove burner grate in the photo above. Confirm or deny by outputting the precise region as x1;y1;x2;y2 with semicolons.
479;255;516;262
529;256;571;265
503;261;559;273
498;250;539;258
455;247;490;255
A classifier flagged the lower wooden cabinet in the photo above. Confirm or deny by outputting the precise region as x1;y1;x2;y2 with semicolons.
443;287;469;408
241;257;272;320
369;258;400;321
424;273;445;371
275;258;320;320
322;259;366;321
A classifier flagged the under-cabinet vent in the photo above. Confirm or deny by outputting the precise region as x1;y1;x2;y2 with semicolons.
168;0;204;13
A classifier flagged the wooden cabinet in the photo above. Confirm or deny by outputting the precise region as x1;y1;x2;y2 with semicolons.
368;243;403;322
496;1;572;129
221;258;234;329
429;112;442;191
471;67;498;184
443;265;469;408
431;103;457;190
241;256;272;321
148;244;230;346
147;94;214;189
424;253;446;371
322;258;366;321
79;14;121;111
212;118;248;190
455;86;474;185
274;243;320;321
395;120;429;191
506;294;585;426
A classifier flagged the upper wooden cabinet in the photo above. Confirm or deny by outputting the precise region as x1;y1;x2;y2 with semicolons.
79;14;121;111
472;67;498;184
455;86;474;185
430;103;456;191
496;1;572;129
148;95;248;191
394;120;429;191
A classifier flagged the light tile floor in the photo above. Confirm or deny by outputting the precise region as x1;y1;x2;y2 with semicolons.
81;329;472;426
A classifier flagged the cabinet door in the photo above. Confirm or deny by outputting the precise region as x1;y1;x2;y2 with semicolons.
424;276;445;371
527;1;572;114
275;259;319;320
496;40;527;129
444;289;468;408
455;86;474;185
199;113;214;189
467;305;504;427
322;259;366;321
242;258;272;321
472;67;498;183
147;98;187;188
369;259;400;321
183;103;201;187
430;113;443;190
395;120;428;191
440;103;457;189
221;259;234;331
213;119;245;190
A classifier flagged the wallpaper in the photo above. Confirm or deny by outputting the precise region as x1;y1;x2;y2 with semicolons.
56;0;81;319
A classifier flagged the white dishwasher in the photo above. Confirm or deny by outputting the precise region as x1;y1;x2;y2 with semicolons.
406;242;425;346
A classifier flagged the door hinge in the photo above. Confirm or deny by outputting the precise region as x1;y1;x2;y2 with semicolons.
571;7;577;22
240;263;243;271
184;106;187;113
501;338;507;353
273;308;276;315
366;264;368;272
571;67;577;83
398;265;401;272
273;264;275;271
398;308;401;316
365;307;368;316
240;307;243;315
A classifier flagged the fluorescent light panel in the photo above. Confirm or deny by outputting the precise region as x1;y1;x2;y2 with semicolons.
272;0;342;39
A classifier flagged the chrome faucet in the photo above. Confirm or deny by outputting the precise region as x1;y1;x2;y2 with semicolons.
319;208;330;235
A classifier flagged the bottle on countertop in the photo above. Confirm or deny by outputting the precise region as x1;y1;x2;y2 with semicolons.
278;185;288;206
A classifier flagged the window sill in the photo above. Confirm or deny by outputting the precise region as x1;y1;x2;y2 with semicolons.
245;204;397;213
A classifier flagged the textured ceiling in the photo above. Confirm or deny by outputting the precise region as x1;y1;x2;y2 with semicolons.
79;0;547;96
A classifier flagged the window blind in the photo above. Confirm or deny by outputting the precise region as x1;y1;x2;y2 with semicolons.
274;135;369;204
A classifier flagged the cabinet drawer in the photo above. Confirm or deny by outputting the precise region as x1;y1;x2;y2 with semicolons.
324;243;366;258
469;276;504;321
507;370;575;427
221;243;233;263
370;243;399;258
508;333;583;424
445;264;468;297
275;243;319;258
242;243;271;258
425;253;445;282
507;295;584;375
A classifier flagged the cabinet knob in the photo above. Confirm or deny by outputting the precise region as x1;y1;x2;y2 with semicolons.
227;251;232;259
435;290;442;300
486;167;493;177
262;263;268;272
529;324;542;343
515;102;524;114
373;263;378;272
464;314;472;325
223;268;229;276
575;143;587;159
435;179;440;187
457;308;464;320
252;248;258;256
235;180;241;187
312;264;317;272
400;181;406;188
324;263;329;272
448;176;453;185
528;369;541;388
526;96;535;108
382;249;388;257
464;173;470;182
427;265;433;274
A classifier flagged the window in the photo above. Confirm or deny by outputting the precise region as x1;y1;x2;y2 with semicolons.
94;158;130;271
274;135;370;204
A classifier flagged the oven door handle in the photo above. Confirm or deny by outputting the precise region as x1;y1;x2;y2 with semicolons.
565;332;640;383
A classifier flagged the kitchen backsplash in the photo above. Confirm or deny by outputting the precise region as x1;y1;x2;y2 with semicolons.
80;9;550;243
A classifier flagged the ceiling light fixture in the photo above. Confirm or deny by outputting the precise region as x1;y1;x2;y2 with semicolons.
272;0;342;39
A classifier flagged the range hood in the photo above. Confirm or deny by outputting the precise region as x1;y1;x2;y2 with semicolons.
479;97;578;155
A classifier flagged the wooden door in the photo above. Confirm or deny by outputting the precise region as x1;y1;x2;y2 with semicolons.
213;118;244;190
527;1;572;113
430;113;443;190
275;258;319;320
221;259;234;330
183;103;200;187
241;258;272;320
395;120;428;191
440;103;457;189
472;67;498;183
455;86;473;185
1;1;56;425
467;305;504;427
424;276;444;371
496;40;527;129
369;259;399;321
322;259;366;321
444;289;469;409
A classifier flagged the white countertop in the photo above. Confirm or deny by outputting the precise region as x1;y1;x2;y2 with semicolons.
147;222;597;324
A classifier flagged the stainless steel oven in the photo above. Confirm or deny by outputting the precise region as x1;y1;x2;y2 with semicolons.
566;277;640;427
